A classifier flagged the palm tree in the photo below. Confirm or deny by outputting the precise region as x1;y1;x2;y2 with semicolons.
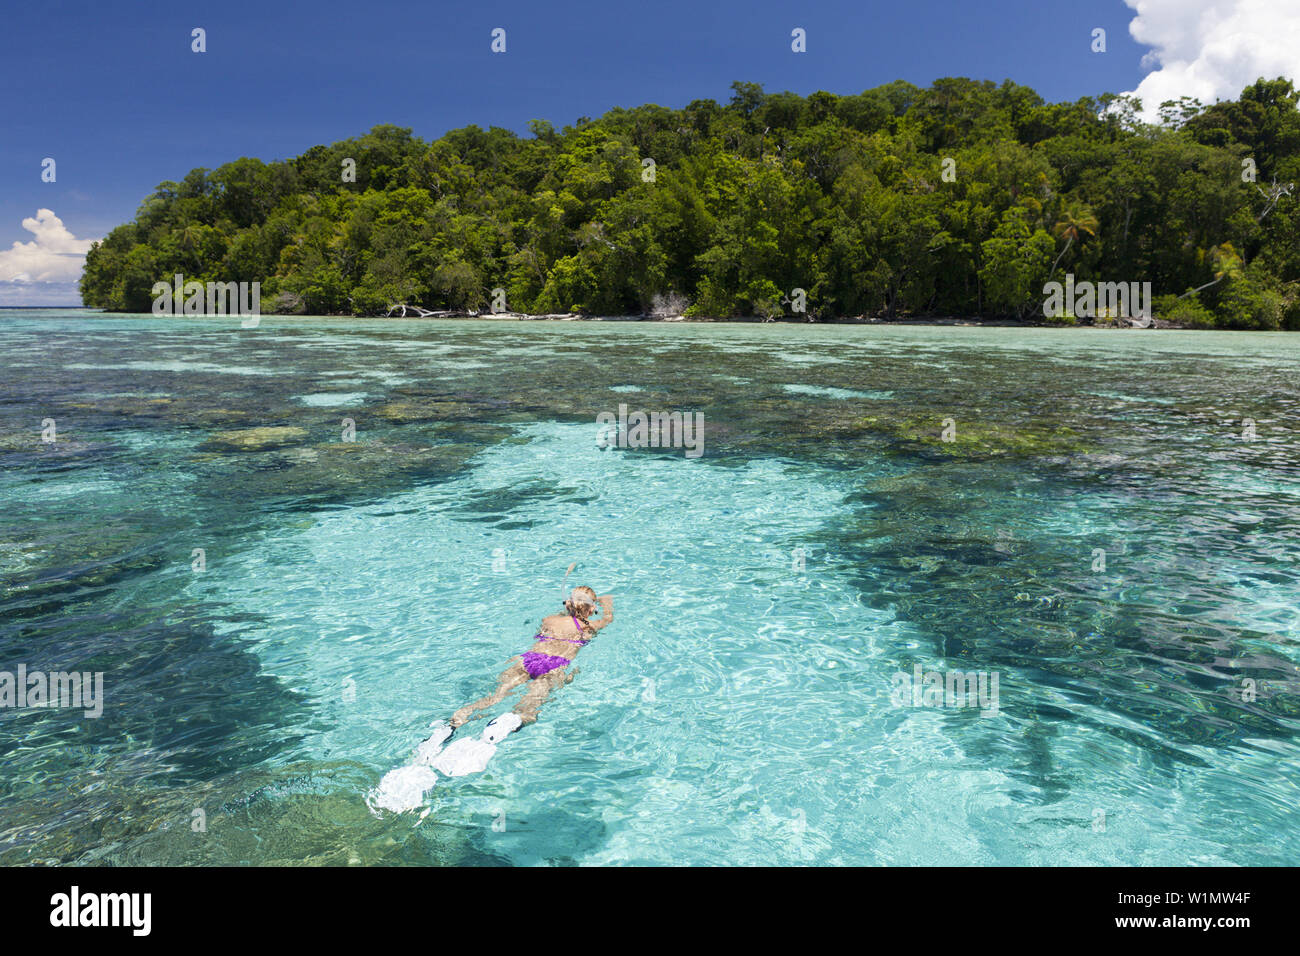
179;222;204;272
1180;243;1243;298
1048;203;1099;277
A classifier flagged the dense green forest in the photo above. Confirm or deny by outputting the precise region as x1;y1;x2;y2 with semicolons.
80;77;1300;326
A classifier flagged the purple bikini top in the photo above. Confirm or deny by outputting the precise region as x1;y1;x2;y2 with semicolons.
534;615;590;646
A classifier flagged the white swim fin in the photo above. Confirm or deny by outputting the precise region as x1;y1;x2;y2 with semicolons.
371;714;524;808
430;713;523;776
484;712;522;743
431;736;495;776
368;765;439;814
414;720;454;766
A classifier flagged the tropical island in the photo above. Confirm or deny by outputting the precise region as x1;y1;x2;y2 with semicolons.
79;78;1300;328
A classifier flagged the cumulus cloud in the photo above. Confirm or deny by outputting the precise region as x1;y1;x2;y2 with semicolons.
0;209;100;284
1123;0;1300;119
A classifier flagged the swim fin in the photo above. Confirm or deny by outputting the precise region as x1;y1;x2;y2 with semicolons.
484;712;522;743
430;713;522;776
368;765;438;813
414;720;454;766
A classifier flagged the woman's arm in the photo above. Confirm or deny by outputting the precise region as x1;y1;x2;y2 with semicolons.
589;594;614;631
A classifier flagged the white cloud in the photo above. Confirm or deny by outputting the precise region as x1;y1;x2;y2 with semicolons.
0;209;100;284
1123;0;1300;119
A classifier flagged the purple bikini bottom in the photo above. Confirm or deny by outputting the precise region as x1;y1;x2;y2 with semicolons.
521;652;570;679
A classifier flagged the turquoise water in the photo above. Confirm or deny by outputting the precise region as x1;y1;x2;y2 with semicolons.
2;311;1299;865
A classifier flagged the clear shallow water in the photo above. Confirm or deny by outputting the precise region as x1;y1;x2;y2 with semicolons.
1;311;1299;865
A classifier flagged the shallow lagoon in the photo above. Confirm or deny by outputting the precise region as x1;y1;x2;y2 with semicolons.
1;312;1298;865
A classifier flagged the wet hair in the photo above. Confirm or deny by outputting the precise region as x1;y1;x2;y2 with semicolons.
564;586;598;620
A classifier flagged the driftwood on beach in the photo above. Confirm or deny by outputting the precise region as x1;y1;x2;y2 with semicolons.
385;303;440;317
384;304;598;320
367;301;1174;327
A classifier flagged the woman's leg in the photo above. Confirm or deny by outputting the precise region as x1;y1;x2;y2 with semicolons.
451;659;529;728
512;667;573;726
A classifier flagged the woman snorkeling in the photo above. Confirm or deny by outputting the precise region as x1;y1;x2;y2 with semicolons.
447;586;614;740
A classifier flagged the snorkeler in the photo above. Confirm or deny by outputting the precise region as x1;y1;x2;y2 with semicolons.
369;588;615;805
445;586;614;741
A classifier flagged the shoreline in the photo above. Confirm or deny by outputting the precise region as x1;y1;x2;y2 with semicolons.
55;308;1194;329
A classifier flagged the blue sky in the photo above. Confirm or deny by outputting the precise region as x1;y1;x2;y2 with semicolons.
0;0;1266;303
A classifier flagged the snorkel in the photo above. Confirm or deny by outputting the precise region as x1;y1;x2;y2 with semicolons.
560;562;577;602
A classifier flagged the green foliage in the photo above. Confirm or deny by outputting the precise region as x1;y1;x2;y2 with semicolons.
979;208;1055;317
1153;293;1217;328
80;78;1300;321
1283;285;1300;330
1215;267;1286;329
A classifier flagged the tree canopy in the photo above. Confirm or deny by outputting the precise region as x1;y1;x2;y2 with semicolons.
80;77;1300;328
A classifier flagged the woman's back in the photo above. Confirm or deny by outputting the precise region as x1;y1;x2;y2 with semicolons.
540;612;585;638
533;613;589;657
